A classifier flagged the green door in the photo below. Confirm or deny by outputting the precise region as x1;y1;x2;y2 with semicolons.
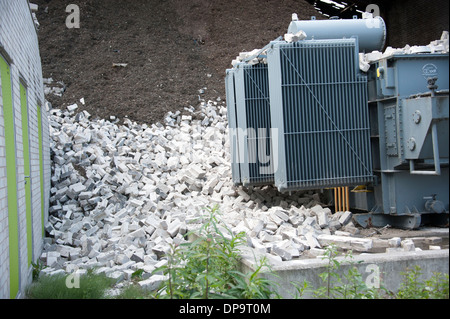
20;82;33;267
37;104;44;237
1;55;20;299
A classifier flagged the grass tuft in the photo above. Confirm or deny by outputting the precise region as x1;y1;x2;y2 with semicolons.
26;270;115;299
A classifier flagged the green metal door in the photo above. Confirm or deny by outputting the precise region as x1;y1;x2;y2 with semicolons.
0;55;20;299
20;82;33;267
37;104;44;237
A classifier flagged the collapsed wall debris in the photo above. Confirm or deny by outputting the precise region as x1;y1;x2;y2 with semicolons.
41;96;360;285
42;90;445;291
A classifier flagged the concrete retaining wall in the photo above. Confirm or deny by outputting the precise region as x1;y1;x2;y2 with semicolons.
240;247;449;298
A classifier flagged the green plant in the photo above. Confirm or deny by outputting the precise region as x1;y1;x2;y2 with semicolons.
115;283;149;299
31;259;47;281
131;269;145;282
397;265;425;299
227;257;280;299
424;272;449;299
397;266;449;299
153;205;278;299
292;249;448;300
26;269;115;299
296;245;386;299
312;244;342;299
335;250;387;299
291;281;310;299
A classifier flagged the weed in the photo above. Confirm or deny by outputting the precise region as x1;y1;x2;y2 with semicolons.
397;266;449;299
292;245;448;299
227;256;280;299
153;205;279;299
424;272;449;299
294;244;387;299
114;284;149;299
131;269;145;282
31;259;47;281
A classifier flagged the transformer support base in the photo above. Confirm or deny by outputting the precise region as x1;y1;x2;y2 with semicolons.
354;212;449;230
354;213;421;230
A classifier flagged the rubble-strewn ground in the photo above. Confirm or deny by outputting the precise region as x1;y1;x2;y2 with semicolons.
35;0;322;124
42;99;448;291
43;100;336;282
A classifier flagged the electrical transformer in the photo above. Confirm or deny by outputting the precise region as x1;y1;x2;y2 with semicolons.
225;16;449;229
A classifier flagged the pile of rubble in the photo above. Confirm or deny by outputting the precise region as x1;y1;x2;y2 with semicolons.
359;31;449;72
41;97;367;289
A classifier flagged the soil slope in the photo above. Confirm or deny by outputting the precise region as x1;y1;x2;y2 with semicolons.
35;0;322;123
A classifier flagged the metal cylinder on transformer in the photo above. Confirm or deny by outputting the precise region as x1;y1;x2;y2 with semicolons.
287;16;387;52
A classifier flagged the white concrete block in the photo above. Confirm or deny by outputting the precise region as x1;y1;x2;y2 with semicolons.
67;103;79;112
303;216;317;226
274;210;289;222
167;219;182;238
107;271;124;283
259;231;281;243
317;210;329;228
317;234;373;252
271;245;292;261
304;232;321;249
401;239;415;252
269;211;284;226
129;228;146;238
310;248;326;257
249;237;268;254
167;156;180;169
388;237;401;248
186;164;206;179
115;254;130;265
129;198;144;207
339;211;352;225
138;275;167;291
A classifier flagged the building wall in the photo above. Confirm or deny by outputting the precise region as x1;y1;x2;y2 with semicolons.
0;0;51;299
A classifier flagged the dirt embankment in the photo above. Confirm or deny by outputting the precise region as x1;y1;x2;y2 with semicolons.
35;0;322;124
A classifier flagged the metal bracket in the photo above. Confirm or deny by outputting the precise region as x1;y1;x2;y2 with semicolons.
409;78;441;176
